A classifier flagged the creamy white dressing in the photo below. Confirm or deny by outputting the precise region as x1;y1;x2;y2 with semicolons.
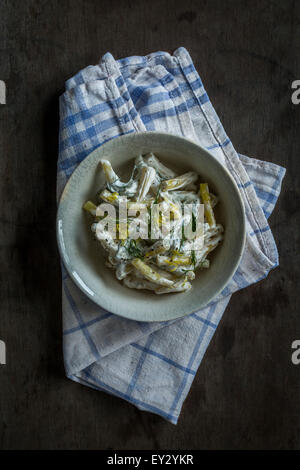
84;154;224;294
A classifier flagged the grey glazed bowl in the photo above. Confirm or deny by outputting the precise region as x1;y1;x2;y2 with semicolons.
57;132;245;322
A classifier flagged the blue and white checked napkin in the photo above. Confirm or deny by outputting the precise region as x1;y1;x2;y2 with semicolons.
58;47;285;424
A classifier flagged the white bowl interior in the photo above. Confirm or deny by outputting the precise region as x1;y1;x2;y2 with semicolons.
57;132;245;322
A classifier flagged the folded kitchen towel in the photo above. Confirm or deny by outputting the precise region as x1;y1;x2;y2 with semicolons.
58;47;285;424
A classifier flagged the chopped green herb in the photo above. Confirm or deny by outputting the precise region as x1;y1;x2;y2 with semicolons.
127;239;144;259
179;223;186;252
191;250;196;267
192;211;196;232
154;183;162;204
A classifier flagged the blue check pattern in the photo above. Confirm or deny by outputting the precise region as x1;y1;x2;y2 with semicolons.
58;48;286;424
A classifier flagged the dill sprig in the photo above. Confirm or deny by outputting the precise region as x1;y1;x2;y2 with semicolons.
127;239;144;259
154;183;162;204
191;250;196;267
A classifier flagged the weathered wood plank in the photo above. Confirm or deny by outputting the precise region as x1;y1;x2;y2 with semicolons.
0;0;299;450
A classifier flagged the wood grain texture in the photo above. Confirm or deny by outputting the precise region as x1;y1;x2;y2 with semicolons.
0;0;299;450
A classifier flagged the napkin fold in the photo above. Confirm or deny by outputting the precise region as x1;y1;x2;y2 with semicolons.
58;48;285;424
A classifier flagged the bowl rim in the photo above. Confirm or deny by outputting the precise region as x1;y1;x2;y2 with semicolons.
56;131;246;322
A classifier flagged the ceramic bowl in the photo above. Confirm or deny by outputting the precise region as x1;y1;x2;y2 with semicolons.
57;132;245;322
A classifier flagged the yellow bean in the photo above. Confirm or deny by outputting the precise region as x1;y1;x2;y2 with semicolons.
199;183;216;227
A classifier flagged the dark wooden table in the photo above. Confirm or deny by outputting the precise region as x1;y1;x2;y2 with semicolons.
0;0;299;450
